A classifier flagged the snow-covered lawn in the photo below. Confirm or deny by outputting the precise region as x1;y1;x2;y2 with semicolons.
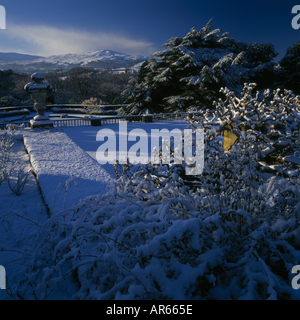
62;120;189;177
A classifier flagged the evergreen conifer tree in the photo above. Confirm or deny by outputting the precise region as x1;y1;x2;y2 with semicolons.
121;20;278;114
279;41;300;94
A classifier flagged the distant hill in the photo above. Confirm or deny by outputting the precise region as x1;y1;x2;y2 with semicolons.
0;50;148;73
0;52;44;63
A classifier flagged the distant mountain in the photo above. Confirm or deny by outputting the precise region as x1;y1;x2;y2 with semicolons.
0;50;148;73
0;52;44;63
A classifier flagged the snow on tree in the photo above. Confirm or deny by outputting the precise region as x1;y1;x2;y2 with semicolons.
280;41;300;95
120;20;278;115
117;77;151;115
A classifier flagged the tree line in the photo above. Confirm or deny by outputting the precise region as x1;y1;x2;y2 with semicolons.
0;67;138;108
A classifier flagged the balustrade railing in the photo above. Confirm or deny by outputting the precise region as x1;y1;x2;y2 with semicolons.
1;110;199;129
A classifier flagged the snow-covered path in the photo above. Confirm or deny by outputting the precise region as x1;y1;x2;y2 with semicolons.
23;129;114;215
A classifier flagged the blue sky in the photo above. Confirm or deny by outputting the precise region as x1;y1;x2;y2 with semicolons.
0;0;299;60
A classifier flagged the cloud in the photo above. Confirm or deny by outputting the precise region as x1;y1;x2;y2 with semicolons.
3;23;157;57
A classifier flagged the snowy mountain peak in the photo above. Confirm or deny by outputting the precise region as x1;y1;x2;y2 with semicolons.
0;50;149;73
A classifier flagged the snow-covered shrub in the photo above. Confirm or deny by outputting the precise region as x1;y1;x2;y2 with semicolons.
82;97;99;106
213;83;300;162
182;83;300;223
7;156;300;300
81;97;100;115
0;125;16;186
53;175;83;212
81;97;117;115
0;95;22;108
0;125;29;196
187;83;300;177
7;165;30;196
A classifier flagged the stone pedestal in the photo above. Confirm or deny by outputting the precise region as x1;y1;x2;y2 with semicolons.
30;119;54;129
24;73;53;130
142;115;153;123
90;118;102;126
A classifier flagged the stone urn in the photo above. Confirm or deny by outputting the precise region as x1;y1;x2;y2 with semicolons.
24;73;53;128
